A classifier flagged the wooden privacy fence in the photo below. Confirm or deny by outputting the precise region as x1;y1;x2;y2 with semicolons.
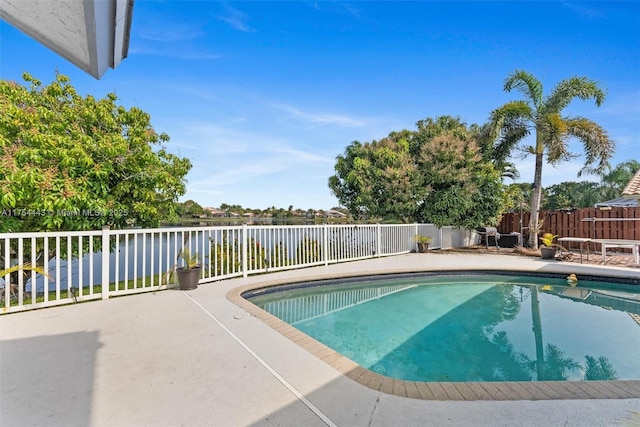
498;207;640;244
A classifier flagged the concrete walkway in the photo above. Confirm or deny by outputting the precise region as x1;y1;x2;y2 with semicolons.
1;252;639;426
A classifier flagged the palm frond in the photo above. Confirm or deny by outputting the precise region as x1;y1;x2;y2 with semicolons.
600;160;640;187
498;161;520;181
492;100;534;122
542;113;573;164
496;122;529;160
564;117;614;176
545;76;607;114
487;100;533;142
504;70;544;109
0;263;51;279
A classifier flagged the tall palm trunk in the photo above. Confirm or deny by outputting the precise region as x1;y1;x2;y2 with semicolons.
528;136;545;249
531;286;545;380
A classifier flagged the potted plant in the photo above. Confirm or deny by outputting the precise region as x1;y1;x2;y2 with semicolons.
539;233;559;259
165;247;202;290
414;235;433;253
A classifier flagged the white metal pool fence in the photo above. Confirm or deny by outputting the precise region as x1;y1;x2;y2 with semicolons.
1;223;475;313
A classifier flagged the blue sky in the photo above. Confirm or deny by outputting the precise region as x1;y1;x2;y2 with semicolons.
1;1;639;210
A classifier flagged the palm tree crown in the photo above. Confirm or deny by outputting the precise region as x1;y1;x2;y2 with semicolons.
488;70;614;249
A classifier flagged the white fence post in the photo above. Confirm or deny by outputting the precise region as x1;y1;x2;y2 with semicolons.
376;224;381;257
101;226;110;300
242;223;248;278
323;224;329;266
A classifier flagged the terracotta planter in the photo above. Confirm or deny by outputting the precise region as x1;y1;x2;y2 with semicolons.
177;267;201;290
540;247;557;260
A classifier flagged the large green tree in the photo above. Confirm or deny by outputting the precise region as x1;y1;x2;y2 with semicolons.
329;116;506;228
181;199;204;217
329;131;419;222
488;70;614;248
542;181;605;210
0;73;191;232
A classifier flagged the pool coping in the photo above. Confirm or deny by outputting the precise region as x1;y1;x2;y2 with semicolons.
227;268;640;401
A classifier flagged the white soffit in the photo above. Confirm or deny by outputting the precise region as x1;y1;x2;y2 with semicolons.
0;0;134;79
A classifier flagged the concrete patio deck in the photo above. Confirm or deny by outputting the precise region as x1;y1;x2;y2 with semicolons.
1;252;640;426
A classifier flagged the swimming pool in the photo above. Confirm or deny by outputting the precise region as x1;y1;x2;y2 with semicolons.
245;273;640;383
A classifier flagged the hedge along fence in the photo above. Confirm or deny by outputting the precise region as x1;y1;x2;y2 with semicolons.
498;207;640;244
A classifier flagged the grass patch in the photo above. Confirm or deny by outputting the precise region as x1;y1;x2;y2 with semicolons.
3;273;171;307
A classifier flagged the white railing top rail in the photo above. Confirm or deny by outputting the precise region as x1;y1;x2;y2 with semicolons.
108;225;244;235
0;223;430;239
0;229;103;239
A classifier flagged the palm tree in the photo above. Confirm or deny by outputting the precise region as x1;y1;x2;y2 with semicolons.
488;70;614;248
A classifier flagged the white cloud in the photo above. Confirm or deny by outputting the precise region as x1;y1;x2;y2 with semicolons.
172;120;334;194
269;102;366;127
181;124;251;153
132;13;220;60
217;4;254;32
305;1;362;19
137;25;204;43
270;146;334;163
561;2;605;19
184;138;333;195
190;161;287;188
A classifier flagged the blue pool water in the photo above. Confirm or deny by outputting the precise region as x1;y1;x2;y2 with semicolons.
247;274;640;382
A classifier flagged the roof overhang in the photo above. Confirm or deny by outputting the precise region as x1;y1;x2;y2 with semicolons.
594;197;638;208
0;0;134;79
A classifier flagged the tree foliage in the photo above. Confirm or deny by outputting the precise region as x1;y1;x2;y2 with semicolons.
180;199;204;217
0;73;191;232
503;183;531;213
542;181;605;210
329;133;418;223
536;161;640;210
328;116;506;228
598;159;640;200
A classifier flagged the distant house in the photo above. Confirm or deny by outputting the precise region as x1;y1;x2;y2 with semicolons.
203;207;227;217
243;212;254;218
325;210;347;218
